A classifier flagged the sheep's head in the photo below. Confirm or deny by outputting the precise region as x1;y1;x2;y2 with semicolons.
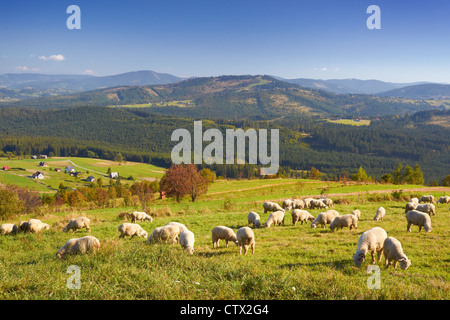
353;252;365;267
399;257;411;270
140;230;149;239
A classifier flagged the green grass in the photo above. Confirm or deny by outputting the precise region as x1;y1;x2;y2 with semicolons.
0;178;449;300
327;119;371;126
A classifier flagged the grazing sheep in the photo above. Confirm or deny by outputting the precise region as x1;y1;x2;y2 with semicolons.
164;222;188;237
437;196;450;204
351;209;361;221
419;195;435;203
415;203;436;216
406;210;432;233
329;214;358;232
291;199;305;209
353;227;388;267
263;201;284;213
130;211;153;223
179;230;195;255
282;199;293;211
236;227;255;255
410;197;419;204
28;219;50;233
405;201;418;214
291;209;315;226
118;223;148;239
264;210;285;228
146;225;180;244
0;223;18;235
247;211;262;228
383;237;411;270
318;197;333;208
63;217;91;233
55;236;100;260
309;199;328;209
18;221;30;233
310;210;340;228
373;207;386;221
303;198;314;209
212;226;238;248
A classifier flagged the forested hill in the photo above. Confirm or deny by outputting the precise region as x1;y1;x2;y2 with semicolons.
0;75;440;118
0;106;448;183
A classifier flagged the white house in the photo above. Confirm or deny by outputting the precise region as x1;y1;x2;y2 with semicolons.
109;172;119;179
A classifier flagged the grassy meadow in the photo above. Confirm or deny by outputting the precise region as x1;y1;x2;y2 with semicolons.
0;168;449;300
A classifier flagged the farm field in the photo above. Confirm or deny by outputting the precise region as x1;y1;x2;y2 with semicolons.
0;174;449;300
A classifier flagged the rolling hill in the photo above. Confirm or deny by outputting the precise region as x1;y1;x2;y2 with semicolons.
377;83;450;100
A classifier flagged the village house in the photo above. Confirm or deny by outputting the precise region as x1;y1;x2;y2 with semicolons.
87;175;96;182
32;171;44;179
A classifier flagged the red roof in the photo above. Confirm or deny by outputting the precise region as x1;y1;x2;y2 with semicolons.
2;166;10;170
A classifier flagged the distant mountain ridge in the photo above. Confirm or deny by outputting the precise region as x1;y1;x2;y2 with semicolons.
377;83;450;99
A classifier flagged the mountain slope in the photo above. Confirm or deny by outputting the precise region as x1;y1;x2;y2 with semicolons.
378;83;450;99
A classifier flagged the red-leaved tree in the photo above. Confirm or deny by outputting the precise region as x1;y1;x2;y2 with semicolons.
160;164;209;202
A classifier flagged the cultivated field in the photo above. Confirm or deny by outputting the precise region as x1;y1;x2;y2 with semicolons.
0;175;449;300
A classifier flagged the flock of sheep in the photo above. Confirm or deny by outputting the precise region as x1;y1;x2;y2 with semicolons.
0;194;448;267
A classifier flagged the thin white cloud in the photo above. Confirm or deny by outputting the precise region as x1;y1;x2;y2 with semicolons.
320;67;327;71
38;54;65;61
16;66;40;72
83;69;95;75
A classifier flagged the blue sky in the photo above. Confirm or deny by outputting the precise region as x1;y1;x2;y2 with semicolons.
1;0;450;83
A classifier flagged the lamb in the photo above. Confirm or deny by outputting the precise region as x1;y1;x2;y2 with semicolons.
55;236;100;259
415;203;436;216
353;227;388;267
211;226;239;248
309;199;328;209
291;199;305;209
247;211;262;228
118;223;148;239
0;223;18;235
63;217;91;233
179;230;195;255
28;219;50;233
329;214;358;232
263;201;284;213
310;210;339;228
419;195;434;203
405;201;418;214
373;207;386;221
291;209;315;226
146;225;180;244
282;199;293;211
264;210;285;227
130;211;153;223
383;237;411;270
406;210;432;233
437;196;450;204
351;209;361;220
236;227;255;255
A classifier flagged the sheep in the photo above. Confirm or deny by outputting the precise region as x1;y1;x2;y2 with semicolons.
0;223;18;235
146;225;180;244
351;209;361;221
437;196;450;204
179;230;195;255
291;199;305;209
310;210;339;228
164;222;188;237
130;211;153;223
211;226;239;248
55;236;100;260
309;199;328;209
303;198;314;209
63;217;91;233
373;207;386;221
264;210;285;228
282;199;293;211
383;237;411;270
410;197;419;204
318;197;333;208
291;209;315;226
415;203;436;216
353;227;388;267
419;195;434;203
247;211;261;228
329;214;358;232
18;221;30;233
118;223;148;239
28;219;50;233
263;201;284;213
406;210;432;233
236;227;255;255
405;201;418;214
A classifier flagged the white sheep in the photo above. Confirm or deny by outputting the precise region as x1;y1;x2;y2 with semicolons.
247;211;261;228
264;210;285;228
179;230;195;255
353;227;388;267
410;197;419;204
263;201;284;213
130;211;153;223
303;198;314;209
415;203;436;216
211;226;238;248
28;219;50;233
0;223;18;235
63;217;91;233
318;197;333;208
291;199;305;209
291;209;315;226
419;195;434;203
309;199;328;209
282;199;293;211
118;223;148;239
164;222;188;237
373;207;386;221
406;210;432;233
55;236;100;259
329;214;358;232
236;227;255;255
383;237;411;270
405;201;418;214
437;196;450;204
146;225;180;244
310;210;340;228
351;209;361;221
